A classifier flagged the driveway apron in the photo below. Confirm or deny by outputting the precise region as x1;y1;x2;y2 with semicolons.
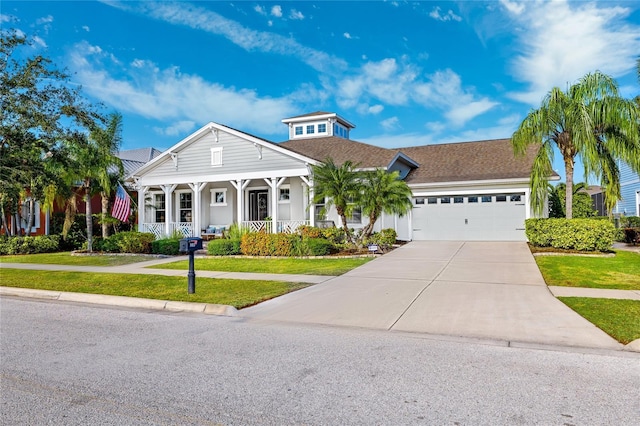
242;241;622;349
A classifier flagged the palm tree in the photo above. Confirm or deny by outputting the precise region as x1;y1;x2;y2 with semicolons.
92;113;124;238
360;169;412;239
512;71;640;218
548;182;593;218
311;158;361;243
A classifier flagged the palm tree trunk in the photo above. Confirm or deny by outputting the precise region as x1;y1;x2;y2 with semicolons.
101;191;109;238
564;159;574;219
85;181;93;252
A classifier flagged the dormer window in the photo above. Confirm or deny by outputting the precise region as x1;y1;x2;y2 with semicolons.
318;123;326;133
306;125;315;134
295;126;303;135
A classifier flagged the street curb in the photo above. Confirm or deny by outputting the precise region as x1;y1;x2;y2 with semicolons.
0;287;238;317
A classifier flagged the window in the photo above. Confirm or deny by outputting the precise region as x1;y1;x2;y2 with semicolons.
510;195;522;202
154;194;165;223
314;199;326;222
440;197;451;204
482;196;492;203
20;198;41;231
179;192;192;222
295;126;303;135
210;188;227;206
415;198;425;205
454;196;464;204
346;207;362;224
427;197;437;204
210;147;223;166
318;123;327;133
468;196;478;203
279;187;290;202
496;195;507;202
306;125;315;134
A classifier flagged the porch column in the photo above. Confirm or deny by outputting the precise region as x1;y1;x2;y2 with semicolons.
264;177;286;233
137;186;148;232
188;182;207;237
301;175;314;227
162;184;177;236
231;179;251;226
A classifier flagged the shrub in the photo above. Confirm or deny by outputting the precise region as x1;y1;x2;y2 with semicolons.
367;228;397;249
0;235;60;255
227;223;250;240
151;238;181;255
298;225;323;239
620;216;640;228
526;218;617;252
304;238;336;256
94;231;155;253
321;226;346;244
207;239;242;256
622;228;640;245
240;232;297;256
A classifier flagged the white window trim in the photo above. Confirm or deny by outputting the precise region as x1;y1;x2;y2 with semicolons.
176;189;193;223
278;185;291;204
150;191;166;223
210;188;228;206
210;147;223;167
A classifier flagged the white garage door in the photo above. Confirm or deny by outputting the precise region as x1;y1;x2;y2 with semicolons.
412;194;526;241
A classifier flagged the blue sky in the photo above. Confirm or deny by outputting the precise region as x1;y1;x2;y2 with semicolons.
3;1;640;181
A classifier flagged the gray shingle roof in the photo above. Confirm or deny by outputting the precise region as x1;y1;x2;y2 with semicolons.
398;139;540;184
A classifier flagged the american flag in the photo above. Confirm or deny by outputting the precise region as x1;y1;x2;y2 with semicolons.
111;184;131;222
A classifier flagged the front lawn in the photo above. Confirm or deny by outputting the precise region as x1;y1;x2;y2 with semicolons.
0;269;308;308
535;251;640;290
151;256;373;276
0;252;158;266
559;297;640;345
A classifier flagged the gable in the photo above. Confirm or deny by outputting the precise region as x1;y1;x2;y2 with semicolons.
135;124;312;185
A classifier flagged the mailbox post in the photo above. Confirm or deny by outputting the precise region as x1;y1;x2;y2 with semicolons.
179;237;203;294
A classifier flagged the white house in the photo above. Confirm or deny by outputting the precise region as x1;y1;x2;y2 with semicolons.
130;112;542;241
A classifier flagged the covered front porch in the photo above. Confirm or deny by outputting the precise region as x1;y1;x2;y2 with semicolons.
137;176;314;239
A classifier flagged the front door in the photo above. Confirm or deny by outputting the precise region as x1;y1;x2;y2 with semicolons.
249;190;269;221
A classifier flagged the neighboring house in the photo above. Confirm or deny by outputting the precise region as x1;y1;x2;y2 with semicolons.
612;160;640;217
586;185;607;216
130;111;544;242
2;148;161;236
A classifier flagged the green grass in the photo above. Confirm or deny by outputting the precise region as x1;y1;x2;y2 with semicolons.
535;251;640;290
151;256;373;276
0;269;308;309
0;252;158;266
558;297;640;345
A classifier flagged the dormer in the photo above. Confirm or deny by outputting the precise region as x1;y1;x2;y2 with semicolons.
282;111;356;140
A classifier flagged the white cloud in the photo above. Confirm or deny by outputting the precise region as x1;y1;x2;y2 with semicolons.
445;99;499;126
289;9;304;20
1;14;15;23
119;2;347;75
499;0;525;15
154;120;196;137
506;0;640;105
380;116;399;131
254;5;266;16
68;42;297;135
429;7;462;22
343;32;352;39
32;36;47;48
271;5;282;18
82;25;90;32
368;105;384;114
36;15;54;25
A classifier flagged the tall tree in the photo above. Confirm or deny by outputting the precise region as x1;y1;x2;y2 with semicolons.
0;31;101;235
311;158;361;242
512;71;640;218
360;169;412;238
548;182;595;218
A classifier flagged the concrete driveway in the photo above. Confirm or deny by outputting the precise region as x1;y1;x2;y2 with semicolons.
242;241;622;350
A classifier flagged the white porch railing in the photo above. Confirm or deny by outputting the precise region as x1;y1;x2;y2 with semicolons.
277;220;310;233
141;222;194;239
243;221;272;233
170;222;194;237
141;223;164;239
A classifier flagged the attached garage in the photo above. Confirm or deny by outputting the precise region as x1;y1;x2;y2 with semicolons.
411;193;527;241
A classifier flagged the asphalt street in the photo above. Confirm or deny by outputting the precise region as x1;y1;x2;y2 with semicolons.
1;297;639;425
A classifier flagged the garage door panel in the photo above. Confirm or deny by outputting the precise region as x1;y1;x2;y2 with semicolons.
412;194;526;241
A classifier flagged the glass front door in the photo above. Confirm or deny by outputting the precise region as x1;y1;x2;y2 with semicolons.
249;190;269;220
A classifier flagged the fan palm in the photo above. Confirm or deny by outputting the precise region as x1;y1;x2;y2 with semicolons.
360;169;412;238
512;71;639;218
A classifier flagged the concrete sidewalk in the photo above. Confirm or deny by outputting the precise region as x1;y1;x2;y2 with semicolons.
242;241;630;351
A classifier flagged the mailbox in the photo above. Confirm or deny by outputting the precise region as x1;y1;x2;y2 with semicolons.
179;237;203;253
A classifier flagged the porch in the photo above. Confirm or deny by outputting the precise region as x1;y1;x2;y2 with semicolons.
140;220;311;239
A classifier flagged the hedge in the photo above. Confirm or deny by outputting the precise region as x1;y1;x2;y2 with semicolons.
525;218;617;252
0;235;60;255
151;238;181;255
93;231;155;253
239;232;337;256
207;239;242;256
